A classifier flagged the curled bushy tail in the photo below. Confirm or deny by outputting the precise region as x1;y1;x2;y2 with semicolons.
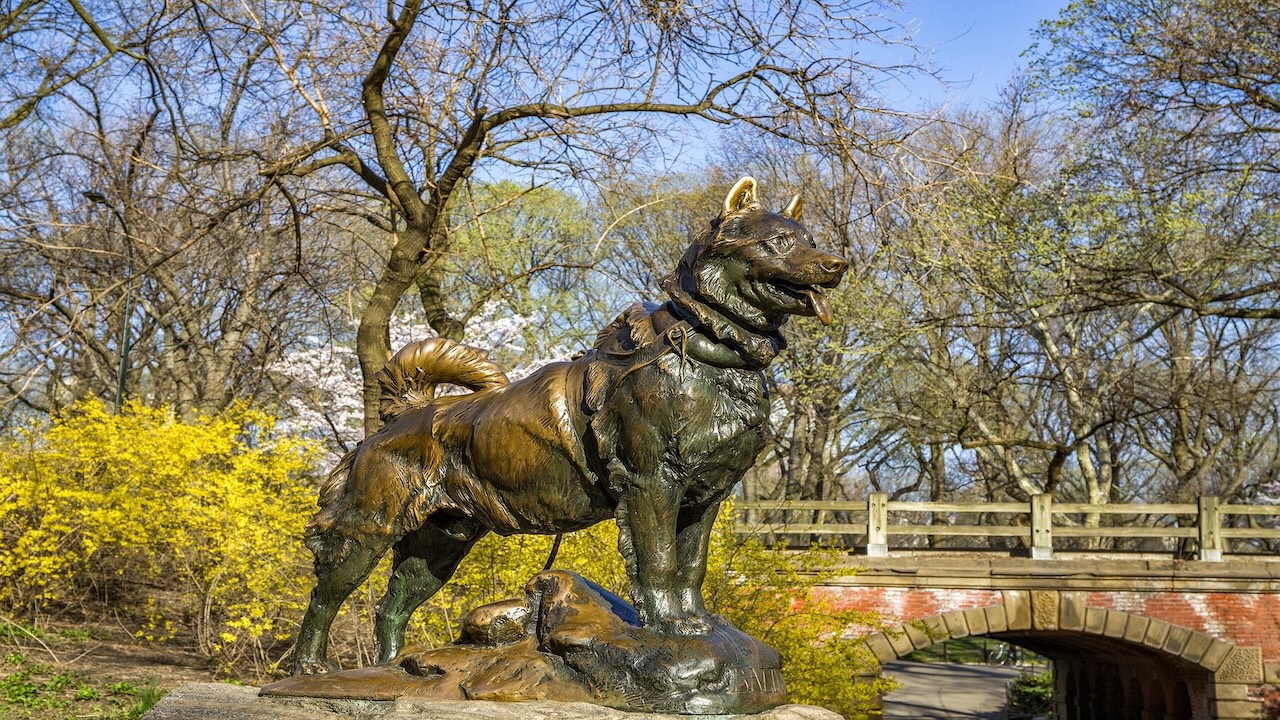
306;339;506;564
374;338;510;422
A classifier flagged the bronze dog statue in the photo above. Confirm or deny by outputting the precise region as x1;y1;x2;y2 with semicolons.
290;177;848;674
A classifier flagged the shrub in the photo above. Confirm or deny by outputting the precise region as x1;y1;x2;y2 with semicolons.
0;400;320;674
1007;669;1055;717
707;522;897;718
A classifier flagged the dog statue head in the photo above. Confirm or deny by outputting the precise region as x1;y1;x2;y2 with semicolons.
660;177;849;364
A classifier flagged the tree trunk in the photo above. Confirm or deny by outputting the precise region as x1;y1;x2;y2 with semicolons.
417;258;464;341
928;440;947;548
357;231;429;434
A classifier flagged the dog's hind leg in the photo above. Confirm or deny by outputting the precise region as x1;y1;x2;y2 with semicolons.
373;518;487;663
290;535;395;675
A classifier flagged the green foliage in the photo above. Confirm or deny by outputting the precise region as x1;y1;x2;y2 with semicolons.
0;652;163;720
707;515;896;717
0;621;45;643
55;628;103;642
905;636;991;665
1007;669;1055;717
0;400;321;673
120;684;166;719
448;181;595;346
906;637;1049;668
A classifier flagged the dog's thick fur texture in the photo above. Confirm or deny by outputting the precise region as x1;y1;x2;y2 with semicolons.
289;177;848;674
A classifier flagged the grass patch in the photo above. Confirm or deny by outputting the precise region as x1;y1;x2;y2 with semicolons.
56;627;108;642
903;636;1049;667
0;652;165;720
0;620;109;644
0;621;47;643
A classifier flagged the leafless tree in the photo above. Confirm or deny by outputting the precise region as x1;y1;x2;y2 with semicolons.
1032;0;1280;164
833;85;1280;531
252;0;925;431
1031;0;1280;320
0;0;356;419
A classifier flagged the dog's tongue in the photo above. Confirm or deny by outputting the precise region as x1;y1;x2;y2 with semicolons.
806;288;833;325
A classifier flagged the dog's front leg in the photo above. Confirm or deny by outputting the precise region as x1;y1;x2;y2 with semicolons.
616;481;686;634
673;499;721;625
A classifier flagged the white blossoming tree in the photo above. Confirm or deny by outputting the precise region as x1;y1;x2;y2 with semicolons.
273;303;569;462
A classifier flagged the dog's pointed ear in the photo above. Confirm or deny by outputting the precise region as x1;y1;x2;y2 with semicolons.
781;193;803;220
721;176;760;217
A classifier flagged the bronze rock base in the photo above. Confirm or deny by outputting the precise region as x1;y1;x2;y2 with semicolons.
262;571;786;714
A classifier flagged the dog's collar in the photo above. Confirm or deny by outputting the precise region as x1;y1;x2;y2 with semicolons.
661;286;784;370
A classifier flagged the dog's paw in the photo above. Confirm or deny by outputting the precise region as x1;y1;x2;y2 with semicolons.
702;613;733;629
289;657;340;675
655;614;715;637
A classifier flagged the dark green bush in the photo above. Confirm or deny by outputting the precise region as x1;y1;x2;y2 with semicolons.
1007;669;1054;717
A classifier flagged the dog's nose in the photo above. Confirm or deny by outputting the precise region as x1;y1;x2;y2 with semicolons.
821;255;849;275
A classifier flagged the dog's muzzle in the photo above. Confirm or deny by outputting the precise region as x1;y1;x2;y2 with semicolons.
800;249;849;325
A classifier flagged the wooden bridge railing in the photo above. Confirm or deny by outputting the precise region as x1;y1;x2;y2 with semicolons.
734;493;1280;560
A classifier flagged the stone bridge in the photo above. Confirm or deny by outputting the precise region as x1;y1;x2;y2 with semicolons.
818;556;1279;719
738;496;1280;719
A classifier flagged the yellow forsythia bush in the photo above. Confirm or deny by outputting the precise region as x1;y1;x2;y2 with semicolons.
705;518;898;717
0;400;321;674
389;525;629;651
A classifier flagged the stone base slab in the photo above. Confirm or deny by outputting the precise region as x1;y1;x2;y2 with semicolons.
144;683;842;720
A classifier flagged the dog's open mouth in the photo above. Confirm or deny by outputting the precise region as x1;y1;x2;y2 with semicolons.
770;280;834;326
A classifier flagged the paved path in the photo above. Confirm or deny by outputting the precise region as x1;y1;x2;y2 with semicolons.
881;661;1025;719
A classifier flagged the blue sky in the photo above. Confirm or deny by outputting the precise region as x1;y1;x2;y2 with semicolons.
891;0;1072;108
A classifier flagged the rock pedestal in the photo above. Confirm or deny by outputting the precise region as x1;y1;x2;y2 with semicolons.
262;571;787;714
145;683;842;720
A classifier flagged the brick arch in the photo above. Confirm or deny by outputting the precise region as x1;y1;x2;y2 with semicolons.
862;594;1238;674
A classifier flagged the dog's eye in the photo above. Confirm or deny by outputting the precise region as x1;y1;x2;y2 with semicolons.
762;235;794;253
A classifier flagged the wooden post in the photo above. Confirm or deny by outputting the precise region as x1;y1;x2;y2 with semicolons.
867;492;888;557
1198;495;1223;562
1031;493;1053;560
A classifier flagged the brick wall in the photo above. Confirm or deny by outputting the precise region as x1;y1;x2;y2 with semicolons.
817;586;1280;665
